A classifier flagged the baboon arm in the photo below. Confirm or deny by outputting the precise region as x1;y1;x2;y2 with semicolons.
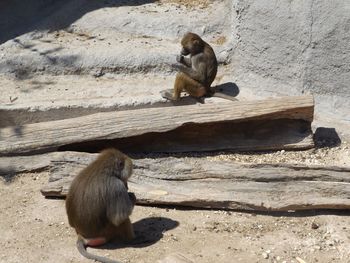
175;62;207;84
176;55;191;67
106;179;134;226
181;56;192;67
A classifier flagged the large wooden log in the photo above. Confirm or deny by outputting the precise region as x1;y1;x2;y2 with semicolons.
0;153;54;176
40;152;350;211
0;96;314;156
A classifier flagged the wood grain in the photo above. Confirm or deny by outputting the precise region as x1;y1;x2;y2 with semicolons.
40;151;350;211
0;96;314;156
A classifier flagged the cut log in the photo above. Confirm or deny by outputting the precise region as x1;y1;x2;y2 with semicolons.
0;96;314;156
40;152;350;211
0;153;54;176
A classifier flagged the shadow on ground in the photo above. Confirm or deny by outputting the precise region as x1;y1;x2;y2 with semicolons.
0;0;156;44
145;205;350;218
159;81;240;105
313;127;341;148
214;82;240;97
0;168;17;184
99;217;179;249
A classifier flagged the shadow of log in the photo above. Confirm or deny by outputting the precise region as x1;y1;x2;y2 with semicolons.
59;118;313;154
313;127;341;148
0;167;17;184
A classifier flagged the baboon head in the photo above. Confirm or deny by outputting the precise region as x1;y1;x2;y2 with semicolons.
180;32;205;56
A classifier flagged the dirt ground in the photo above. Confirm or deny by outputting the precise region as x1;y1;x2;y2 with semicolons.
1;144;350;263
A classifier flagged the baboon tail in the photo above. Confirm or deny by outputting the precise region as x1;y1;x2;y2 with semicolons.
76;238;121;263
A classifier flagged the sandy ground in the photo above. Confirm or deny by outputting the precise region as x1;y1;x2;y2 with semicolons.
1;144;350;263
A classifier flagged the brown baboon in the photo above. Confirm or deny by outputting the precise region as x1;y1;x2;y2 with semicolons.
161;32;237;101
66;148;137;263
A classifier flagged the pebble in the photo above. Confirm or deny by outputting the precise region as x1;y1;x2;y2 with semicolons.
262;252;269;259
326;240;334;246
296;257;307;263
311;222;319;229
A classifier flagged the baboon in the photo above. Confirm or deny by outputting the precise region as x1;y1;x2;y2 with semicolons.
161;32;237;101
66;148;137;263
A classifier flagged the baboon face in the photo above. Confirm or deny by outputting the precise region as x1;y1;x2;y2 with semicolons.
117;155;133;181
110;149;133;181
181;32;204;56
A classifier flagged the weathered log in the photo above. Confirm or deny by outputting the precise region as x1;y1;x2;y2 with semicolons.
40;151;350;211
0;96;314;156
0;153;54;176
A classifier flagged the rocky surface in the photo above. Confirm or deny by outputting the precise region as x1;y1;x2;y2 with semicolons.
231;0;350;131
1;0;350;138
0;1;350;262
0;0;238;127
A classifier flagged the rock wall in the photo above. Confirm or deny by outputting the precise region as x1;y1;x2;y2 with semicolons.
230;0;350;126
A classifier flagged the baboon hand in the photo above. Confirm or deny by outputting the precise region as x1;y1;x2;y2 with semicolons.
176;55;184;63
128;192;137;205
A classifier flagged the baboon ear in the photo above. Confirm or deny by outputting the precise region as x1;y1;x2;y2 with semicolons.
116;158;125;170
193;39;200;46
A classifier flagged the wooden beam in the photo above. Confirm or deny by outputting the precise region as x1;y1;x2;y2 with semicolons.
40;152;350;211
0;96;314;156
